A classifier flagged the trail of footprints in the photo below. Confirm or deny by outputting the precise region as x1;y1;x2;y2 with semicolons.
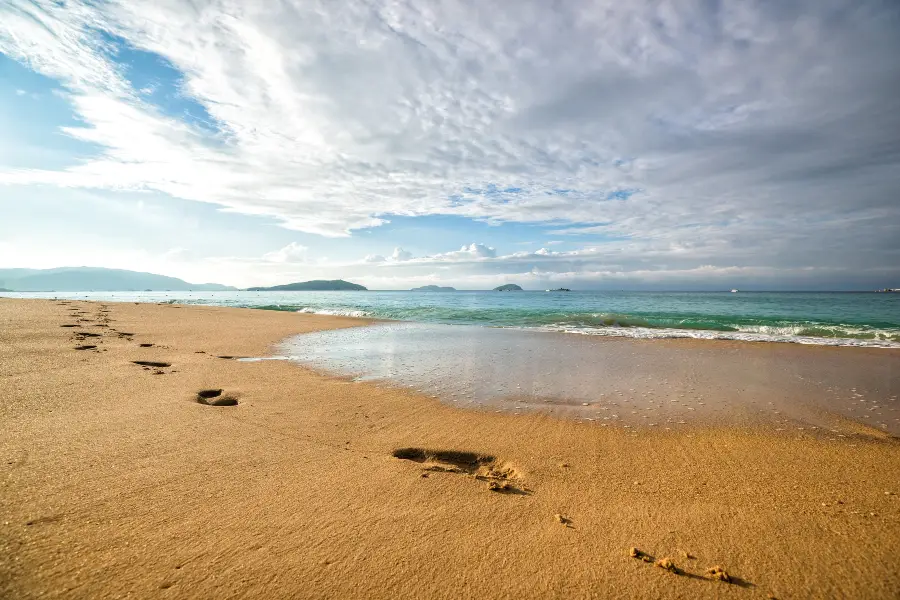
60;302;243;406
61;302;157;353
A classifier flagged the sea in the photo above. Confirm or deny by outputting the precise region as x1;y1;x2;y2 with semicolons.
6;289;899;348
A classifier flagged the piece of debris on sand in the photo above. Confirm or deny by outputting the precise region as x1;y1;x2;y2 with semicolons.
554;514;572;526
706;565;731;582
655;557;678;573
629;547;653;563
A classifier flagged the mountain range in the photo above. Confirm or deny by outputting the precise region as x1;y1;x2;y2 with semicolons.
0;267;236;292
0;268;526;292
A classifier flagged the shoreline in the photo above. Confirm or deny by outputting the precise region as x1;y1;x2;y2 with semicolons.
4;291;899;349
2;298;899;599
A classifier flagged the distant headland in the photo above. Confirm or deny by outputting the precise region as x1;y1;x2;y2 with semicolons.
247;279;367;291
493;284;523;291
411;285;456;292
0;267;235;292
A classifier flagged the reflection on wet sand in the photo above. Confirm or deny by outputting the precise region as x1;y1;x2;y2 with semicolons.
280;322;900;436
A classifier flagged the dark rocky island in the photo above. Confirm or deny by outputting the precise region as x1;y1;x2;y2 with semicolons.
493;284;523;291
246;279;367;291
411;285;456;292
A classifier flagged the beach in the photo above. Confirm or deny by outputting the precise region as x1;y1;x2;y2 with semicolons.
2;298;899;599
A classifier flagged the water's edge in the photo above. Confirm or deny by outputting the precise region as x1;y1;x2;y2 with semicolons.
5;290;899;348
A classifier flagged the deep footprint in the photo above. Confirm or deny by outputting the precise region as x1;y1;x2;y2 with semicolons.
132;360;171;368
392;448;493;473
392;447;526;493
196;389;239;406
74;345;97;350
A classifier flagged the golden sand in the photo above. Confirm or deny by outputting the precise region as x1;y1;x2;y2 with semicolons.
1;298;899;599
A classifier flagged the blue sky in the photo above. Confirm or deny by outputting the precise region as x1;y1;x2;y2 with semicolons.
1;1;898;289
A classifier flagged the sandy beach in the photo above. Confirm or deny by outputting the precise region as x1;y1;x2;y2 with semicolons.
2;298;899;599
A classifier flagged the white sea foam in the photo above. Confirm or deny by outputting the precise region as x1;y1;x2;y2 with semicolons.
535;324;900;348
296;307;370;318
290;307;900;347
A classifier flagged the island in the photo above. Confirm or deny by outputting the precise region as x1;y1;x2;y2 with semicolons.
246;279;367;291
410;285;456;292
493;284;523;291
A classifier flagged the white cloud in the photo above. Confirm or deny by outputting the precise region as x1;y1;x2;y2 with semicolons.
430;243;497;261
390;247;413;262
0;1;897;285
262;242;308;263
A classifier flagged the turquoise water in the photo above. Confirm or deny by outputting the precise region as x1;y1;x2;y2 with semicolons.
6;290;899;347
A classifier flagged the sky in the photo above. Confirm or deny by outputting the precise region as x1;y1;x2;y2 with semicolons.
0;0;898;290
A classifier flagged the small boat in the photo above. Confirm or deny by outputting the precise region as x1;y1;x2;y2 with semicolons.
730;289;738;293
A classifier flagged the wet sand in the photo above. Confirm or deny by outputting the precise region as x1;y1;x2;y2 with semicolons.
278;321;900;434
1;298;899;599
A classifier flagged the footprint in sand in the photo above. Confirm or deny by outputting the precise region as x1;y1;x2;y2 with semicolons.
25;514;64;527
196;389;239;406
132;360;171;368
392;447;528;494
139;343;154;347
60;324;80;328
74;345;97;350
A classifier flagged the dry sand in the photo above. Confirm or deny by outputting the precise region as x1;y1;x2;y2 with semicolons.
1;298;899;599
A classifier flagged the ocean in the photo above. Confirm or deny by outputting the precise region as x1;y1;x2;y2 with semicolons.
5;290;899;348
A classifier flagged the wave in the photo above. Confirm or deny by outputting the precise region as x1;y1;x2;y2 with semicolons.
252;304;371;317
230;303;900;347
295;307;371;318
534;324;900;348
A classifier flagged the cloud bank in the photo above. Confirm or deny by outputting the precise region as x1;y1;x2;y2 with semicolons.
1;1;898;286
